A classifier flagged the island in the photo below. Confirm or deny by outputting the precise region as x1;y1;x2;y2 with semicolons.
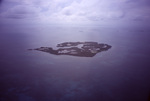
29;42;112;57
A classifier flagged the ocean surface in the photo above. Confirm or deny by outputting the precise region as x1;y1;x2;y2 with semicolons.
0;25;150;101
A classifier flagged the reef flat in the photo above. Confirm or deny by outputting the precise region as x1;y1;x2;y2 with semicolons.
30;42;112;57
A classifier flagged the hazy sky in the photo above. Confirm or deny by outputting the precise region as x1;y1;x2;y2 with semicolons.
0;0;150;25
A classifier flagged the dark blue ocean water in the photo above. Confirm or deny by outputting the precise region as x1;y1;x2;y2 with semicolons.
0;25;150;101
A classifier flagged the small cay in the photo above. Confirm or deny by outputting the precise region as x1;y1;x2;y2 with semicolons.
29;42;112;57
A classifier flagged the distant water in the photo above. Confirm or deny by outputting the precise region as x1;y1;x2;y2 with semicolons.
0;25;150;101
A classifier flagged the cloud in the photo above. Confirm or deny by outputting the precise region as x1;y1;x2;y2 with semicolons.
0;0;2;4
50;0;126;22
0;5;41;19
0;0;150;24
